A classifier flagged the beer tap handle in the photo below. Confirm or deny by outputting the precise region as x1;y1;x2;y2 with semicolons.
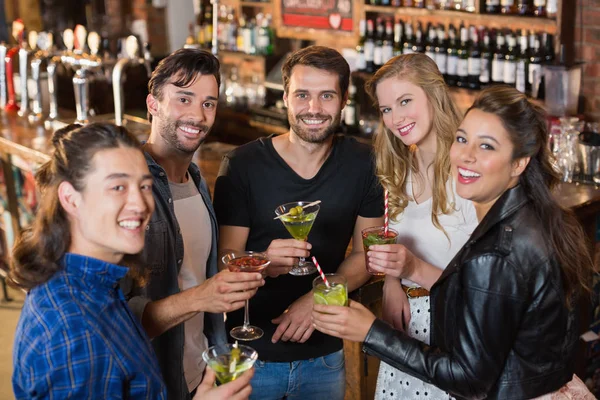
12;19;24;46
28;31;38;52
87;32;101;57
0;44;6;109
63;29;74;53
74;25;87;53
4;20;24;112
112;35;139;126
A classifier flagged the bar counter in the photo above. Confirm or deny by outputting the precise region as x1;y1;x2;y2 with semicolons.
1;112;599;399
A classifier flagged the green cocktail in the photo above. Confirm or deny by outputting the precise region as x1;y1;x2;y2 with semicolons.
202;344;258;384
280;212;317;240
275;201;321;276
312;274;348;307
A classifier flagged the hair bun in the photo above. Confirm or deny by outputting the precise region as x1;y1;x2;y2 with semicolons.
51;124;82;148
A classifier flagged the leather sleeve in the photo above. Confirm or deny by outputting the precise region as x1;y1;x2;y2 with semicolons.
363;255;529;399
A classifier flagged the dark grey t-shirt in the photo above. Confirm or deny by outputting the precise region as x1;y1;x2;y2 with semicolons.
213;135;384;362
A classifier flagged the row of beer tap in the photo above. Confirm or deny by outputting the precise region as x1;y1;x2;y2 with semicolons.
0;20;153;129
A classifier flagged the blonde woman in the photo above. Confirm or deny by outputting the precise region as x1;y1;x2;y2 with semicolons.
365;54;478;400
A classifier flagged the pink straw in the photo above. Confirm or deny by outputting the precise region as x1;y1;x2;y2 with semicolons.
384;189;389;237
312;256;330;288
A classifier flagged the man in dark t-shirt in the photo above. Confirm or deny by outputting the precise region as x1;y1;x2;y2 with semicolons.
213;46;384;399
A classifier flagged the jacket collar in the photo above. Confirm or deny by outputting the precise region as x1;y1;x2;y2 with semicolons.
466;184;530;247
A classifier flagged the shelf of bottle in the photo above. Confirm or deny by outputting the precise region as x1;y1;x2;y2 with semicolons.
363;5;557;31
240;1;272;9
350;70;544;112
218;50;271;60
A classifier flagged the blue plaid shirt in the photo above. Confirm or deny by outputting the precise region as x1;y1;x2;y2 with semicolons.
12;253;167;399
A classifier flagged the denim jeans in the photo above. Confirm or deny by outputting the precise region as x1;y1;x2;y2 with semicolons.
249;350;346;400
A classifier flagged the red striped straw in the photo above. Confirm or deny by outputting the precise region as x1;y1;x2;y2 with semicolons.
384;189;389;237
312;256;330;288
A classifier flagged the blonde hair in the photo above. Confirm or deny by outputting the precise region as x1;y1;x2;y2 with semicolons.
365;54;462;232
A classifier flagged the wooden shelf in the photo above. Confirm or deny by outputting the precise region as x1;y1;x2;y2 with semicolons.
363;5;557;32
240;1;272;9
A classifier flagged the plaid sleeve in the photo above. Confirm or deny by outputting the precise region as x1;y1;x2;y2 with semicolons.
14;325;126;399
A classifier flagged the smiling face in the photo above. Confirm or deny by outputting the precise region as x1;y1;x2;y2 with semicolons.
283;65;345;143
376;77;436;151
148;73;219;154
64;147;155;264
450;108;529;220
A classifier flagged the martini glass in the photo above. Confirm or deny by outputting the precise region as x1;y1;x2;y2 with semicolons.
274;201;320;276
222;251;270;341
202;343;258;384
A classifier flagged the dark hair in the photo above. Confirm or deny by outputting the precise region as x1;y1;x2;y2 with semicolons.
9;123;143;290
147;48;221;122
467;86;594;307
281;46;350;100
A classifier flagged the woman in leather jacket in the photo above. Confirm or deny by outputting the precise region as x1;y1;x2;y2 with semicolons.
312;86;595;399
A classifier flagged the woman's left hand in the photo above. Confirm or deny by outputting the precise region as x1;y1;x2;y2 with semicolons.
312;300;377;342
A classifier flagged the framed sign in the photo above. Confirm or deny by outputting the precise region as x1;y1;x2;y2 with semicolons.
280;0;353;32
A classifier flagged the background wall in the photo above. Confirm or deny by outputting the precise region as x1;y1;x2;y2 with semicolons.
576;0;600;121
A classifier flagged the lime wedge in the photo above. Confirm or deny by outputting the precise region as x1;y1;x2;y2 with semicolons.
325;285;348;306
313;292;329;305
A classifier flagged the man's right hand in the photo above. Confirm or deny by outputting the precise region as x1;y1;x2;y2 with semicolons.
191;270;264;314
193;368;253;400
381;276;410;331
264;239;311;278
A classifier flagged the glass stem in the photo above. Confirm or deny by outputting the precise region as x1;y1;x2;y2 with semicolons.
243;299;250;329
299;256;306;266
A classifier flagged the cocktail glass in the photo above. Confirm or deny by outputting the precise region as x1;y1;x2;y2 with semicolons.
312;274;348;306
202;343;258;384
361;226;399;276
222;251;270;341
274;201;320;276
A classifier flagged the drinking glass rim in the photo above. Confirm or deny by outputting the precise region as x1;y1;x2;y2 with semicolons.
274;201;321;215
361;226;399;235
221;250;270;267
201;343;259;364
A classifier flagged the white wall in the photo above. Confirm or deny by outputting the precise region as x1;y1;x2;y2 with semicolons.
166;0;196;53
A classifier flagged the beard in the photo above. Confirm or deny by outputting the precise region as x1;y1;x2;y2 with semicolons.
156;112;211;155
288;111;341;144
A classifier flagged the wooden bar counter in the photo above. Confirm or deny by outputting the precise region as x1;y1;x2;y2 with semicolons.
1;112;599;400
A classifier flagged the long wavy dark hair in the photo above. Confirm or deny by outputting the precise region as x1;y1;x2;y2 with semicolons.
468;86;594;307
9;123;144;290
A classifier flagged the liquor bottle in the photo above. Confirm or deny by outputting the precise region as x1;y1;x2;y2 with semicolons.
491;30;506;85
236;16;245;52
546;0;557;18
382;19;394;64
435;24;448;77
467;26;481;90
415;0;426;8
446;24;459;86
413;22;425;53
356;20;367;72
382;0;391;7
374;18;385;70
370;0;381;7
203;3;213;48
515;30;529;93
500;0;517;14
517;0;531;15
486;0;500;13
425;23;437;61
479;29;492;87
533;0;546;17
503;32;517;87
365;20;375;73
456;24;469;88
405;0;414;7
393;20;404;56
257;15;273;55
438;0;451;9
452;0;463;10
403;22;415;55
463;0;476;12
243;17;256;54
227;7;238;51
529;34;543;98
542;32;555;64
343;84;359;135
427;0;440;10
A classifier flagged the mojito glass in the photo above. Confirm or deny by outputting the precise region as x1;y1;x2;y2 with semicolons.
361;226;399;276
312;274;348;307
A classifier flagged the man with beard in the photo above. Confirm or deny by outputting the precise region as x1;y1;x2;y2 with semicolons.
213;46;384;399
122;48;264;400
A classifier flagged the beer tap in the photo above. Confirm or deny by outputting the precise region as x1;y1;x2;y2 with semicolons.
46;29;73;124
16;30;35;117
0;42;7;109
4;20;25;112
29;31;52;122
62;26;102;125
112;35;143;126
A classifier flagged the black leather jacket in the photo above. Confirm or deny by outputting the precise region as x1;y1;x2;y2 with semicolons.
363;185;578;399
